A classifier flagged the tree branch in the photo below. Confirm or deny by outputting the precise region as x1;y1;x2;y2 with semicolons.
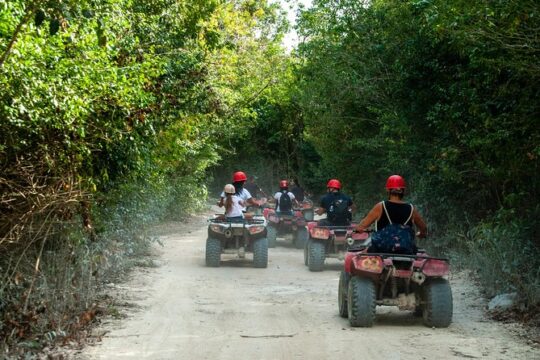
0;1;41;68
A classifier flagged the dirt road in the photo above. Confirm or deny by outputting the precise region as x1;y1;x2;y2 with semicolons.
79;211;538;360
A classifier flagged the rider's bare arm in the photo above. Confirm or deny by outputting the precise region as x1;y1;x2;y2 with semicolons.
355;203;382;232
246;197;261;207
412;209;427;238
217;197;224;207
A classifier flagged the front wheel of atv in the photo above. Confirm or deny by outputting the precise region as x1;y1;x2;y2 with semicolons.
253;237;268;268
308;239;325;272
267;225;277;248
294;227;308;249
348;277;376;327
423;278;453;328
338;271;350;318
205;237;221;267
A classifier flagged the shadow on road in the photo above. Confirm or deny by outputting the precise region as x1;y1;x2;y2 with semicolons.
216;258;258;268
374;311;425;327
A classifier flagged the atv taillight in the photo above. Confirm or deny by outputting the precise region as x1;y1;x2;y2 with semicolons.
311;227;330;239
248;226;264;234
210;225;223;233
422;259;450;276
352;231;369;241
354;256;383;273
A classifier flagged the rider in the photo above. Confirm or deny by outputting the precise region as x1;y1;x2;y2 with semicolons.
316;179;355;226
355;175;427;251
218;171;262;211
290;178;305;202
244;175;266;199
222;184;244;220
274;180;299;214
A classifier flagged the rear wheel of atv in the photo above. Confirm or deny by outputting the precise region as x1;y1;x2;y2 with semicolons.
294;227;308;249
303;241;309;266
348;277;376;327
308;240;325;272
267;225;277;248
423;278;453;328
205;237;221;267
253;237;268;268
338;271;350;318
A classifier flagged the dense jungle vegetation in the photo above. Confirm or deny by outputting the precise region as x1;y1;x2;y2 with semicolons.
1;0;539;353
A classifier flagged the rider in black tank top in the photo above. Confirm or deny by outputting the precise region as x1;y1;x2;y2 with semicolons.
354;175;427;238
376;201;414;230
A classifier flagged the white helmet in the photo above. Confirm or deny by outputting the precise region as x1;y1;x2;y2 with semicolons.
224;184;235;194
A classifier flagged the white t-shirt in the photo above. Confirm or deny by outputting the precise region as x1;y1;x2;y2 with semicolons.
224;194;244;217
221;188;252;211
274;191;295;212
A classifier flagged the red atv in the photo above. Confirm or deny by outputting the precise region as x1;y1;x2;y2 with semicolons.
304;223;370;271
263;201;312;248
339;243;453;327
300;199;315;221
206;214;268;268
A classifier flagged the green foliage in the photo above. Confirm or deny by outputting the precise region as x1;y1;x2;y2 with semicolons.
462;208;540;304
296;0;540;305
0;0;289;352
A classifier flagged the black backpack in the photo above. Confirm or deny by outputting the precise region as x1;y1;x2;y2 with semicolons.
327;195;350;224
278;191;292;212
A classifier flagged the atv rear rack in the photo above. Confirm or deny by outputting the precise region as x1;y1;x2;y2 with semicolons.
312;225;358;229
209;216;265;225
354;252;449;262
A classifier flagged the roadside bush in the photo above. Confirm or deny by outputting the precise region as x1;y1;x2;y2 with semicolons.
0;166;210;354
1;0;288;354
460;209;540;306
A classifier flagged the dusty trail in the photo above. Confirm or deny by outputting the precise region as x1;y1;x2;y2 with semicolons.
79;210;538;360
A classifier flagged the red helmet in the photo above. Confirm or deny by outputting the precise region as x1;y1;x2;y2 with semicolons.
385;175;406;190
233;171;247;182
279;180;288;188
326;179;341;189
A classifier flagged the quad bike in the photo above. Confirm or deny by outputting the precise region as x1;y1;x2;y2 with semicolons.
338;239;453;328
206;214;268;268
263;200;313;249
304;223;370;271
300;199;315;221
